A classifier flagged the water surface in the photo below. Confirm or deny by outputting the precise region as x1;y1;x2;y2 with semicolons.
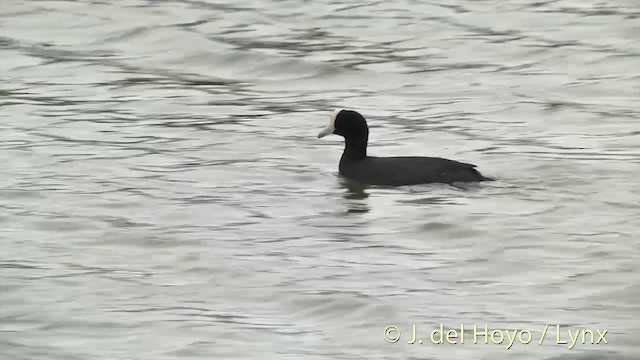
1;0;639;359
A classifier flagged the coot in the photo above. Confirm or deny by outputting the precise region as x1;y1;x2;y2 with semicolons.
317;109;492;186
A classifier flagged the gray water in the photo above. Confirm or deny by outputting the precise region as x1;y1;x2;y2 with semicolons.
1;0;640;359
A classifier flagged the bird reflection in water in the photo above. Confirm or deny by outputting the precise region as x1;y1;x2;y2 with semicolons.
339;177;370;213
